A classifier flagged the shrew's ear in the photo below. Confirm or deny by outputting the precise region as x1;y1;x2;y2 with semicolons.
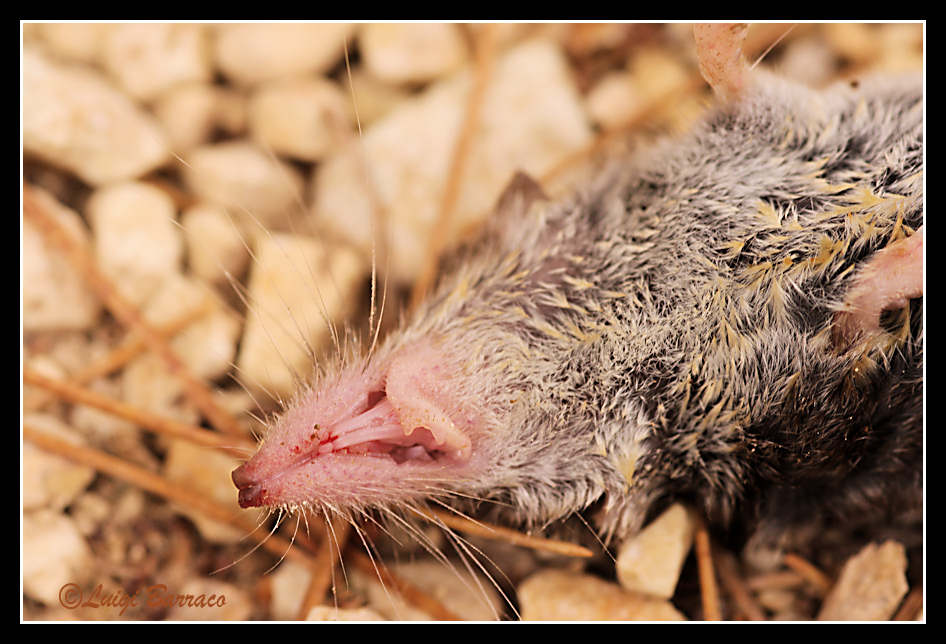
693;23;750;102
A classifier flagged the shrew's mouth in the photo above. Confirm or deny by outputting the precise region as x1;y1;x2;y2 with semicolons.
232;340;473;508
310;389;458;464
232;385;472;508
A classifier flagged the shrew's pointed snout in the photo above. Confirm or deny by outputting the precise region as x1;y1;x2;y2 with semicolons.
232;463;267;508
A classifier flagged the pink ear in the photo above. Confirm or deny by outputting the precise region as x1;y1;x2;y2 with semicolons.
834;225;924;344
693;23;750;101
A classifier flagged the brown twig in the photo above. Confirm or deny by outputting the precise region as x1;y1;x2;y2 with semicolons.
22;424;313;571
694;520;721;620
23;367;254;459
409;23;500;312
71;297;216;386
295;517;353;620
745;570;806;592
893;587;923;621
715;546;766;621
23;184;245;437
424;508;594;559
782;553;832;596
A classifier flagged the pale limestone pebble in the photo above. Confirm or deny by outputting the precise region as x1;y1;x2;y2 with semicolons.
139;272;241;381
181;141;306;230
615;503;696;599
585;70;645;131
774;35;838;87
70;492;112;537
87;181;183;307
875;23;924;72
23;354;68;411
237;232;365;398
152;82;247;152
214;22;354;86
22;413;96;512
467;23;541;50
817;541;909;621
33;23;111;64
22;188;101;332
269;560;312;620
564;23;635;57
112;486;148;524
22;48;170;185
344;68;413;127
164;578;253;621
755;588;798;614
518;569;686;621
306;606;387;621
312;38;593;283
359;23;469;85
824;23;879;65
161;438;257;544
181;203;251;284
29;329;111;378
22;509;94;605
69;377;139;442
248;77;353;162
626;46;702;134
121;353;197;424
349;560;504;621
100;23;212;102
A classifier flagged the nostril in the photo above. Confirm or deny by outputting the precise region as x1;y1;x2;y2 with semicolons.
231;463;254;489
237;483;266;508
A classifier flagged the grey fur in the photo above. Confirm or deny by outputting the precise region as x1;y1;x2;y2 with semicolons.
374;69;923;549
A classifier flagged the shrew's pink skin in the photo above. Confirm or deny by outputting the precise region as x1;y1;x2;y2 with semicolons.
693;23;750;101
835;225;924;342
232;341;483;510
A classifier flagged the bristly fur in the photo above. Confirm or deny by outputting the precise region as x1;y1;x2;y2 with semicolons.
373;69;922;551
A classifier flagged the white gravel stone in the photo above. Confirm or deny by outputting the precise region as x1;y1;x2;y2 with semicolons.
312;38;593;283
23;47;170;185
35;23;111;64
350;559;504;621
306;606;387;621
775;36;838;87
519;569;686;621
22;413;96;512
817;541;909;621
214;23;354;86
344;68;413;126
161;439;256;544
87;181;183;307
140;273;241;382
164;578;252;620
22;509;94;605
181;203;251;284
181;141;306;230
152;82;246;152
100;23;212;102
585;70;645;131
119;275;239;425
359;23;469;85
248;77;353;162
23;354;68;411
69;377;139;442
269;560;312;620
236;232;364;398
616;503;696;599
23;187;101;332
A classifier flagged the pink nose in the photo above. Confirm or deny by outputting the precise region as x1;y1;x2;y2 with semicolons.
231;464;266;508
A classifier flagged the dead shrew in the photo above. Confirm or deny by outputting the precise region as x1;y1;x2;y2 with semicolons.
233;24;923;561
